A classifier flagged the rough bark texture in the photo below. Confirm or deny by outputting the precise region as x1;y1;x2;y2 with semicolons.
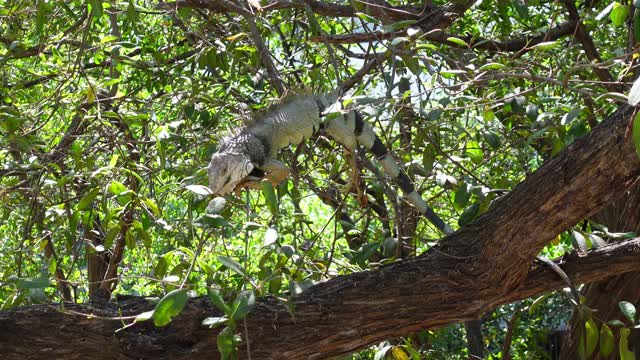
2;240;640;359
559;181;640;359
0;106;639;359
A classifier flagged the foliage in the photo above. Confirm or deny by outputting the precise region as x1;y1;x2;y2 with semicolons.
0;0;636;358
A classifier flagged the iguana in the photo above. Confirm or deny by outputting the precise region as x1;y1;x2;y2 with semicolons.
208;94;454;236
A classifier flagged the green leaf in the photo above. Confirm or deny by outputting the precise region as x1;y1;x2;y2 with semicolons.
151;289;188;327
108;181;127;195
390;346;410;360
483;108;496;122
89;0;103;18
374;345;392;360
104;225;120;249
36;1;46;36
353;242;379;266
482;131;501;149
382;20;417;33
572;230;588;256
264;228;278;246
134;310;154;323
478;62;505;71
595;92;628;102
141;197;161;217
390;37;410;47
208;288;229;314
512;0;529;18
202;316;228;327
99;35;119;44
619;301;637;322
582;317;598;358
193;214;230;229
628;76;640;106
134;221;152;249
599;323;615;357
611;2;629;26
446;37;468;47
454;184;470;211
78;187;100;211
458;203;480;227
620;327;636;360
281;244;295;257
609;319;626;327
632;112;640;160
217;256;246;276
185;184;212;196
217;326;237;360
466;141;483;164
261;181;278;215
242;221;263;231
230;290;255;321
206;197;227;214
530;41;560;50
355;12;378;24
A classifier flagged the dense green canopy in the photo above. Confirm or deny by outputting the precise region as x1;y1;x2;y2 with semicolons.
1;0;638;358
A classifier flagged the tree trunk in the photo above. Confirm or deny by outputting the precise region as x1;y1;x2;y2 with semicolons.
559;181;640;359
1;106;639;359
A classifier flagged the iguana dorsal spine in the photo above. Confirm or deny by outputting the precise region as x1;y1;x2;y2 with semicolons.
208;94;454;236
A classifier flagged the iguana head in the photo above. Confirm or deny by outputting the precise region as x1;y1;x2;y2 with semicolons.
208;152;254;195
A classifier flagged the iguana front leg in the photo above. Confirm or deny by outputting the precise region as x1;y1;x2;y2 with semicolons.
234;158;290;191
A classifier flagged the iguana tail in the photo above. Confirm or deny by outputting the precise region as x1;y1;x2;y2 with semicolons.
319;98;454;236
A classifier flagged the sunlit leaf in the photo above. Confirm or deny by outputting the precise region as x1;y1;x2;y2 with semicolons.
208;288;229;314
619;301;637;322
217;256;246;277
446;37;468;47
264;228;278;246
206;197;227;214
600;323;614;357
151;289;188;327
230;290;255;321
530;41;560;50
478;62;505;71
185;184;212;196
261;180;278;215
633;112;640;160
202;316;228;327
78;187;100;211
611;2;629;26
620;327;635;360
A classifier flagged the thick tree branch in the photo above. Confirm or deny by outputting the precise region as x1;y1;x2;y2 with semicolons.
2;238;640;359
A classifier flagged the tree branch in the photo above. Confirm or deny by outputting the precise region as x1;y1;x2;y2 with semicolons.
561;0;620;92
2;238;640;359
313;20;578;55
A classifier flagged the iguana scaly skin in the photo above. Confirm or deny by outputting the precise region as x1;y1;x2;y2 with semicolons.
208;94;454;235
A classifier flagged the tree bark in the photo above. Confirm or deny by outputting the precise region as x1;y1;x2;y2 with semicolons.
1;239;640;359
559;181;640;359
1;106;639;359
